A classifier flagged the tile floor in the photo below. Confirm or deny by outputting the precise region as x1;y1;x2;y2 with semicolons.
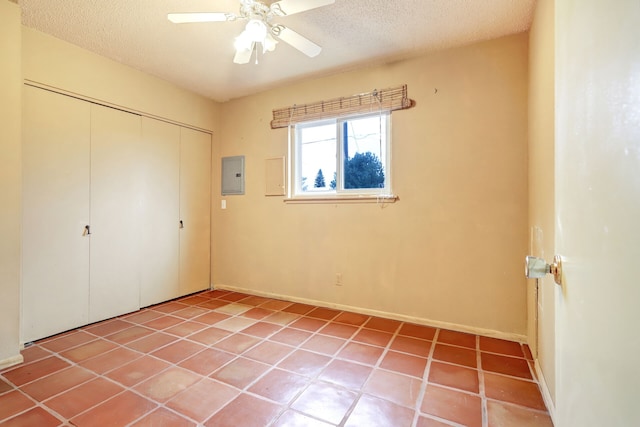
0;290;553;427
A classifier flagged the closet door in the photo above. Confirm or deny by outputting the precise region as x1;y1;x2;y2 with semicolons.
22;86;91;342
179;128;211;295
140;118;180;307
89;104;141;322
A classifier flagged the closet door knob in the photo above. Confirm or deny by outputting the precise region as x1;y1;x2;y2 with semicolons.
179;220;184;229
83;225;91;236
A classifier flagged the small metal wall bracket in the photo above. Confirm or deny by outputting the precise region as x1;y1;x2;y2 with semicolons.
525;255;563;286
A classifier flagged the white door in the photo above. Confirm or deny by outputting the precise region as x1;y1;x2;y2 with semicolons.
555;1;640;426
140;117;180;307
89;104;141;322
22;86;91;342
179;128;211;296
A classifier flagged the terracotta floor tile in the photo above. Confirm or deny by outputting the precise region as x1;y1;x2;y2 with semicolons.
164;320;208;337
244;341;294;365
248;368;309;404
210;357;270;389
479;336;525;358
352;329;393;347
0;377;13;394
380;351;428;378
105;325;155;344
319;323;358;340
241;307;275;320
345;393;415;427
188;326;231;345
389;335;432;357
106;355;171;387
39;331;95;353
481;353;533;379
432;343;478;368
333;312;369;326
428;361;479;394
487;400;554;427
416;416;457;427
150;301;187;314
213;333;260;354
142;315;184;330
172;306;209;320
301;335;346;356
319;359;372;390
19;345;51;365
283;303;316;315
272;410;335;427
364;317;401;333
215;316;257;332
0;390;34;421
43;377;124;419
239;296;272;306
196;299;230;310
291;381;358;425
214;302;252;315
151;339;206;364
270;328;313;346
70;390;156;426
217;292;250;303
180;295;211;305
290;317;327;332
60;339;118;363
3;356;70;387
166;378;239;422
337;342;383;366
421;384;482;427
2;407;62;427
241;321;282;338
523;344;534;360
264;311;300;326
437;330;476;349
124;332;178;353
21;366;95;401
204;392;282;427
363;369;423;408
178;348;235;376
484;373;547;411
84;319;132;337
134;367;201;402
122;309;163;324
260;300;293;311
398;323;437;341
306;307;341;321
79;347;141;374
192;311;231;325
278;350;332;377
130;407;196;427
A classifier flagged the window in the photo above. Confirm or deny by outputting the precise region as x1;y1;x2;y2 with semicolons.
292;112;391;198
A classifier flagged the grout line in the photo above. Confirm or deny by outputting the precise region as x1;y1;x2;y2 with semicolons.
477;334;488;427
411;328;439;427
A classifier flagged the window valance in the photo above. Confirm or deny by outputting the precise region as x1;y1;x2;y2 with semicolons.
270;84;415;129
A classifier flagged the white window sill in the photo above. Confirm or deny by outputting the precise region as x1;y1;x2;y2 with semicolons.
283;194;399;204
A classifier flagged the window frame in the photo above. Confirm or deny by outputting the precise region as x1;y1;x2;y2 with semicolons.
289;111;393;201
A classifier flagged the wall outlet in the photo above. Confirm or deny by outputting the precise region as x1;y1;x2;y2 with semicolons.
221;200;227;209
335;273;342;286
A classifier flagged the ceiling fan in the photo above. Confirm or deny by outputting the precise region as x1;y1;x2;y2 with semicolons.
168;0;335;64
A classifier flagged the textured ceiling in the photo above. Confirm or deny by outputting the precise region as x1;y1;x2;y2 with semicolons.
18;0;536;102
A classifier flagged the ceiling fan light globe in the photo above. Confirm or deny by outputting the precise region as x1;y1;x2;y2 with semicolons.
263;33;278;52
245;19;267;43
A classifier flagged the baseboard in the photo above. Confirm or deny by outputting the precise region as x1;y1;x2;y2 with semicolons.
0;354;23;370
213;284;527;343
534;358;556;423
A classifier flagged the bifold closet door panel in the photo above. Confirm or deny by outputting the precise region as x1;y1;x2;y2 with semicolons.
89;104;141;323
140;117;180;307
22;86;91;342
179;128;211;296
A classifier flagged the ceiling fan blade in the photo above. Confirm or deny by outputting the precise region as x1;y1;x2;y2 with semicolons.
271;0;335;16
233;45;254;64
275;26;322;57
167;13;232;23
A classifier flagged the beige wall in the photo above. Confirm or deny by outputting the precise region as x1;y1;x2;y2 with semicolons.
0;0;23;368
213;34;529;338
528;0;556;406
22;27;218;132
